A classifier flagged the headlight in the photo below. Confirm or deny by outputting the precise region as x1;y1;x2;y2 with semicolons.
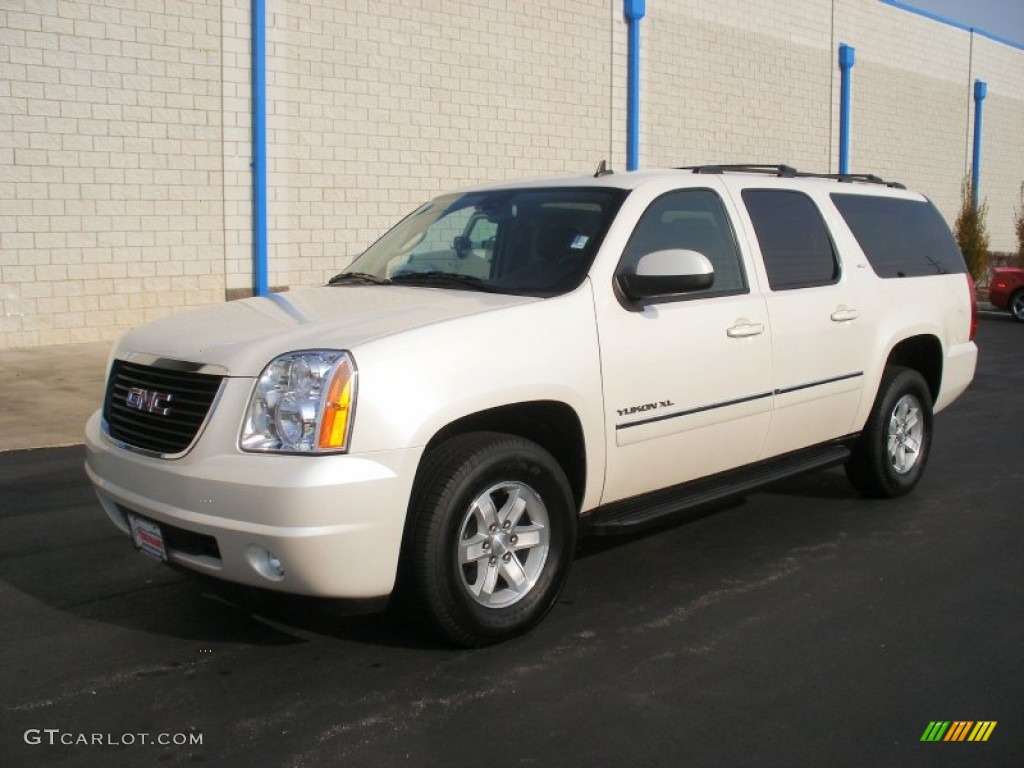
240;350;357;453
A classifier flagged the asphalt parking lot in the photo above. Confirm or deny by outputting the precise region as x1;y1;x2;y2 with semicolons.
2;314;1021;768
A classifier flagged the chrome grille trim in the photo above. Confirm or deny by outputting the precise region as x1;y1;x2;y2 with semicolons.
102;359;225;458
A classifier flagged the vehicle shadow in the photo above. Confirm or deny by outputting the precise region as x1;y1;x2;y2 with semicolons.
0;446;862;652
0;446;444;651
978;309;1017;323
759;465;861;500
183;574;453;650
576;465;860;559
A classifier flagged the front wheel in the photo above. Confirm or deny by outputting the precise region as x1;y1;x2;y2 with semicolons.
845;366;933;498
404;432;576;647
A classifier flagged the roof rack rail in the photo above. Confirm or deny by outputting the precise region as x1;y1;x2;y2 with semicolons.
680;164;798;177
803;172;906;189
678;164;905;189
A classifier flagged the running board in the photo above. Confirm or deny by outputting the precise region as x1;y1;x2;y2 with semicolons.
583;442;852;535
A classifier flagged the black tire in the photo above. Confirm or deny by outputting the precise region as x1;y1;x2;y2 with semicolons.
403;432;576;647
845;366;933;498
1010;288;1024;322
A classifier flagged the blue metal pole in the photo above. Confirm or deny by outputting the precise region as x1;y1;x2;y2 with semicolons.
252;0;269;296
624;0;645;171
838;43;855;175
971;79;987;211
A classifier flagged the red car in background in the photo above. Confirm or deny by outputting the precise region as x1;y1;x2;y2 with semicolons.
989;267;1024;322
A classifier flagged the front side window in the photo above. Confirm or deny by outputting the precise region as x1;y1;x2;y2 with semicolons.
742;189;839;290
618;188;747;295
337;188;627;296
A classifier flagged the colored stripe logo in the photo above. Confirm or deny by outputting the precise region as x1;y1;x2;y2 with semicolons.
921;721;997;742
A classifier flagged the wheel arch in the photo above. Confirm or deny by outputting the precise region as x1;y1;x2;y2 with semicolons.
418;400;587;510
884;334;943;403
396;401;587;585
393;403;585;642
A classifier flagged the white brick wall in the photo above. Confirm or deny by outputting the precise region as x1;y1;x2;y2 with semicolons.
832;0;1024;248
1;0;1022;349
972;38;1024;255
643;1;832;171
221;0;255;294
832;0;970;232
259;0;615;291
1;0;225;348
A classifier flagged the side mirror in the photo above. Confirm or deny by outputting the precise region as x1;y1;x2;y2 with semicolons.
617;249;714;301
453;235;471;259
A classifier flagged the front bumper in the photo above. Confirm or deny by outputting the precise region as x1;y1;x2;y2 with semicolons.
84;410;422;598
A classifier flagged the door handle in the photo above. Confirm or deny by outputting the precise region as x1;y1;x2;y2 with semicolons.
831;308;860;322
727;321;765;338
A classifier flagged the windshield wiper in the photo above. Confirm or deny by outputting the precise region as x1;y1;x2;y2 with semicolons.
389;272;501;292
327;271;391;286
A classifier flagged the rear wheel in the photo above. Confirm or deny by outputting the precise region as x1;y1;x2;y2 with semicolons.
845;366;933;498
1010;289;1024;322
404;432;576;647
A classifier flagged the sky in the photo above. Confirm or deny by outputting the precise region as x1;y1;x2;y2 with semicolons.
897;0;1024;47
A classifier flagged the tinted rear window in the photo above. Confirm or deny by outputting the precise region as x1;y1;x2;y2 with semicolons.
741;189;839;290
830;194;966;278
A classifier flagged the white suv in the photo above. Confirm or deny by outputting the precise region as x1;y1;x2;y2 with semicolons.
85;164;978;645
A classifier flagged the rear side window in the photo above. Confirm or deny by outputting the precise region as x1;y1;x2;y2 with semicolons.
830;194;967;278
742;190;839;290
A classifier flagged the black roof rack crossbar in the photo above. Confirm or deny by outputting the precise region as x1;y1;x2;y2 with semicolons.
677;164;905;189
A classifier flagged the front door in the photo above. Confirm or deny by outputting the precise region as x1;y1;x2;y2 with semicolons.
595;186;774;505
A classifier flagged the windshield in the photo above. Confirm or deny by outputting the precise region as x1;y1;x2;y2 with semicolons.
337;187;627;296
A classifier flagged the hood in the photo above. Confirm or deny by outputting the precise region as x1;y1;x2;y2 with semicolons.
116;286;539;375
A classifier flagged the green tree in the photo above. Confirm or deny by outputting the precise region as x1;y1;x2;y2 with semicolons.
953;177;989;282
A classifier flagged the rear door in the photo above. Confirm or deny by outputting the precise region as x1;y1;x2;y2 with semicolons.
732;185;871;457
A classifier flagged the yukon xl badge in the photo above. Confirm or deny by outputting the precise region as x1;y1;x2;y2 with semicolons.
617;400;674;417
125;387;173;416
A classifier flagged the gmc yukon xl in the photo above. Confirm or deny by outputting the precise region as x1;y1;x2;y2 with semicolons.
85;164;977;645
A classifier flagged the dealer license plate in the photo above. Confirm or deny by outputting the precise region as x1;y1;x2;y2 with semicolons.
128;514;167;561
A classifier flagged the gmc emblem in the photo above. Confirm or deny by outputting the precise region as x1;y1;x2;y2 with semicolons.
125;387;173;416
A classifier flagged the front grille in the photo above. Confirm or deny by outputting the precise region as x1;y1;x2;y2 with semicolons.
103;359;224;455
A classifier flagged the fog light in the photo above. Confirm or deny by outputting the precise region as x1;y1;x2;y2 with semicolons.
268;555;284;577
245;545;286;582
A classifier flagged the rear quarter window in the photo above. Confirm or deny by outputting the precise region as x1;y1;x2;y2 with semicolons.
830;194;967;278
